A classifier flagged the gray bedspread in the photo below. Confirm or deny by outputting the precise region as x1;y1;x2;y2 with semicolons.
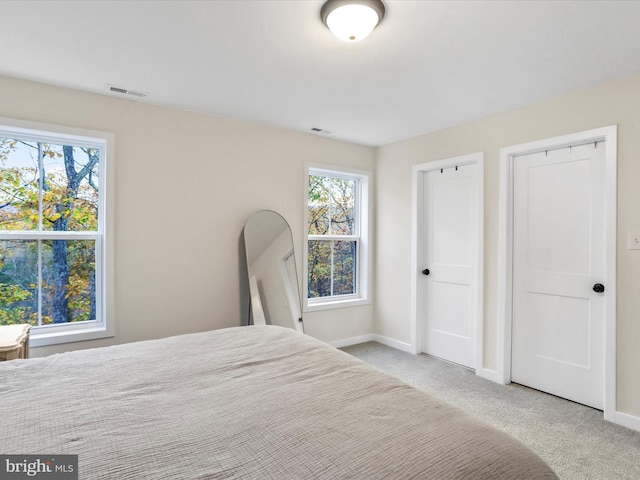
0;325;558;479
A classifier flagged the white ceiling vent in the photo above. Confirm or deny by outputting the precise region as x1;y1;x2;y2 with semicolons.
107;84;149;98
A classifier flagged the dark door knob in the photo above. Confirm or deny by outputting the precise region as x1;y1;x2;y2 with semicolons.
421;268;430;276
593;283;605;293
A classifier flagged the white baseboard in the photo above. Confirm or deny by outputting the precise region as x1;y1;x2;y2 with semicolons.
476;368;503;384
327;334;412;352
615;411;640;432
372;334;413;352
327;334;375;349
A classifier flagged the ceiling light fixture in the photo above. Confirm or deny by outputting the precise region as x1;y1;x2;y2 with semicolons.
321;0;385;42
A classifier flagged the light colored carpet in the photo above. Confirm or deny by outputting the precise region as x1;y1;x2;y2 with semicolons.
341;342;640;480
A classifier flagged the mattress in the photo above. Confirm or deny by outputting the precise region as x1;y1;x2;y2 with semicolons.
0;325;558;479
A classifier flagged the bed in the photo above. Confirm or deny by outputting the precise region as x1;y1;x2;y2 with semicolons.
0;325;557;479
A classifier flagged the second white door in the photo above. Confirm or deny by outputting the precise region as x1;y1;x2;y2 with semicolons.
421;164;478;369
512;142;606;409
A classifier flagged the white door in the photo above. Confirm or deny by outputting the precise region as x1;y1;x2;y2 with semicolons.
512;142;605;409
421;164;478;368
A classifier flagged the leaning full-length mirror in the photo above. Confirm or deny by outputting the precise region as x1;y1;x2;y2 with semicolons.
244;210;303;332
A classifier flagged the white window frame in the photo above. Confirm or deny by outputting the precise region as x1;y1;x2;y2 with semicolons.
304;164;371;311
0;117;114;347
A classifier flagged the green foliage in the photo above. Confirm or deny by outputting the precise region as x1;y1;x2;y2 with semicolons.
0;283;37;326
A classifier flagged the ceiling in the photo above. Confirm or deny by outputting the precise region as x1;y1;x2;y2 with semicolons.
2;0;640;147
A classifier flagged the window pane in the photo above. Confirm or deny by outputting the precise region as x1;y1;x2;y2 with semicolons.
308;239;331;298
42;240;96;324
307;239;356;298
0;139;100;232
333;240;356;295
41;144;100;232
0;138;39;230
308;175;330;235
0;240;39;326
329;177;356;235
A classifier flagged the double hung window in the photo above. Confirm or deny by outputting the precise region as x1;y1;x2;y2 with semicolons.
0;120;111;346
305;166;369;310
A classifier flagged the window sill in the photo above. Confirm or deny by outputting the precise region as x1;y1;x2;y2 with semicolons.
29;322;114;348
304;296;370;313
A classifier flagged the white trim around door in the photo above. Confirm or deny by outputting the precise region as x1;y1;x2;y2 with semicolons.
411;153;484;374
497;125;617;422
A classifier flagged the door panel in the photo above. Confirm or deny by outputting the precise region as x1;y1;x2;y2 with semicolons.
527;158;591;274
422;164;477;368
523;292;590;367
431;281;471;338
432;175;472;265
512;143;605;409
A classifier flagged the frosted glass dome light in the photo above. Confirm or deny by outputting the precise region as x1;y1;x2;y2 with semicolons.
321;0;386;42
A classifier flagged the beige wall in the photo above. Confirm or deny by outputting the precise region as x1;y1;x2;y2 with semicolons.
0;75;375;356
375;73;640;417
